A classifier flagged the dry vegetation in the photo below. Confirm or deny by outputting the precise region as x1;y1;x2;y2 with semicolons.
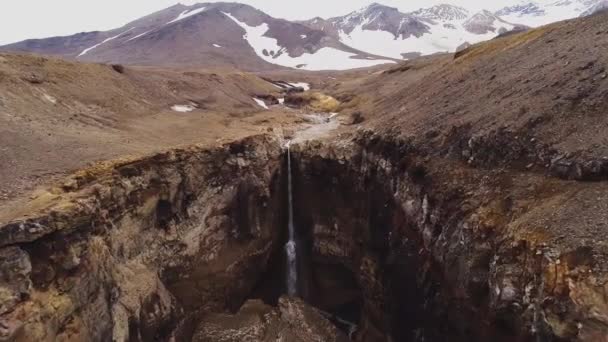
285;92;340;112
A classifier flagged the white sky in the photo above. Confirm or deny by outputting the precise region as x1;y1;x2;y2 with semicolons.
0;1;526;45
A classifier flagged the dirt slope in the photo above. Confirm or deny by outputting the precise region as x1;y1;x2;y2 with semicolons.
0;53;301;203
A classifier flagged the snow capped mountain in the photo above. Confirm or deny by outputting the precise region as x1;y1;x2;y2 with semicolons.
302;4;523;59
0;2;394;71
580;0;608;16
220;11;393;70
411;4;470;21
331;3;429;40
463;10;518;35
1;1;606;70
495;3;546;18
495;0;606;27
299;0;604;61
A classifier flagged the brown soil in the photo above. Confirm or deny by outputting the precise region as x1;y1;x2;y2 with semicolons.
0;53;317;207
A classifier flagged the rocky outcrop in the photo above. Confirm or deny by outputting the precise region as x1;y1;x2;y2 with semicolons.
193;296;349;342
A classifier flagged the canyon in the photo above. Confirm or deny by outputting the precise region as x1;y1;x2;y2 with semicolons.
1;6;608;342
2;128;608;341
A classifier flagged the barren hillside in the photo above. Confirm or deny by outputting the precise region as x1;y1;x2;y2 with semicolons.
331;12;608;166
0;53;309;203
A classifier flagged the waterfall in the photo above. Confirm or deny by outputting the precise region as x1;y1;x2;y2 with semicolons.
285;142;298;297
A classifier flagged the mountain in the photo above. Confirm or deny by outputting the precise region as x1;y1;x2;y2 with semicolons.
495;3;546;19
411;4;469;21
302;4;524;59
463;10;520;35
0;2;394;71
1;1;606;70
495;0;606;27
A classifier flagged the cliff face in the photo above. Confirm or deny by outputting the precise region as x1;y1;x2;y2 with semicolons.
0;135;284;341
294;132;608;341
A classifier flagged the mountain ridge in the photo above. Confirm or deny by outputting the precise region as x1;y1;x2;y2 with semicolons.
0;0;604;70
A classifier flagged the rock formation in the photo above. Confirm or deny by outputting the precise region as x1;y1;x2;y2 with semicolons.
0;136;284;341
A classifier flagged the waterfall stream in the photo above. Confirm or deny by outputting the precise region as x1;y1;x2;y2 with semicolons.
285;142;298;297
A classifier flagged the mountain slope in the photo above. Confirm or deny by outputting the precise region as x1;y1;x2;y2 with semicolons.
0;2;394;71
495;0;606;27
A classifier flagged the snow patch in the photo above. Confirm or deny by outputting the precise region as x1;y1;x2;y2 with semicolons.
223;12;394;70
213;43;222;48
78;28;134;57
289;82;310;91
171;105;196;112
253;98;269;109
278;98;285;105
300;34;307;39
126;30;151;42
167;7;207;25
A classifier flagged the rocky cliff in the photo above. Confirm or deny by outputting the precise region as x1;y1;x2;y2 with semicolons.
0;136;284;341
290;132;608;341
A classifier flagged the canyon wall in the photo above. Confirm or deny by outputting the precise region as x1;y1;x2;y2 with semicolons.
0;136;283;341
1;132;608;341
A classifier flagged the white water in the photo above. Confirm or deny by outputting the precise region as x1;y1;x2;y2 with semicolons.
285;142;298;297
281;113;341;296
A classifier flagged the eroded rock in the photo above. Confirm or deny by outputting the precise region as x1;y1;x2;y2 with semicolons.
0;247;31;315
193;297;349;342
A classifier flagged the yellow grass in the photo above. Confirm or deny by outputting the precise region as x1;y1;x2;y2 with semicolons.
454;26;551;65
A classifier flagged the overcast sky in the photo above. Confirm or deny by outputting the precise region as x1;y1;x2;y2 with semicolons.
0;0;526;45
